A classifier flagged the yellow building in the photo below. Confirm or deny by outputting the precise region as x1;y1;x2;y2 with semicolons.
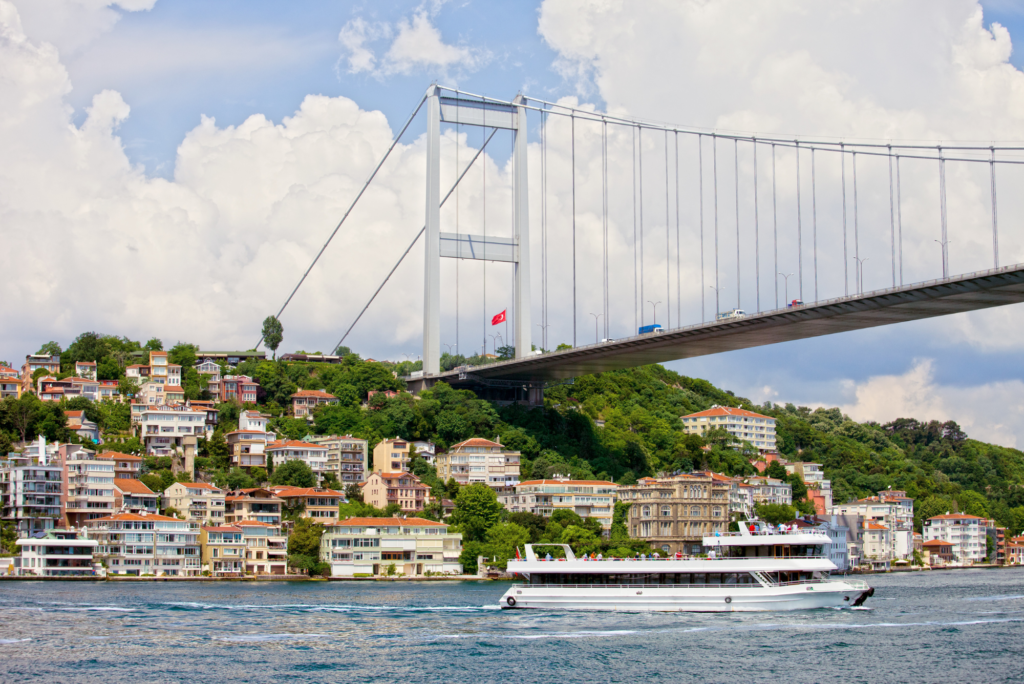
618;473;732;555
199;525;246;576
681;406;777;452
163;482;227;524
373;437;411;474
498;478;618;531
269;486;345;522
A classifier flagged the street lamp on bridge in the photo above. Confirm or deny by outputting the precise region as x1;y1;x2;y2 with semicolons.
647;301;661;327
934;239;951;279
590;313;604;344
852;257;869;295
777;273;794;306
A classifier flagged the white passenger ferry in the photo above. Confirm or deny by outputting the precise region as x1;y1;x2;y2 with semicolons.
500;523;873;612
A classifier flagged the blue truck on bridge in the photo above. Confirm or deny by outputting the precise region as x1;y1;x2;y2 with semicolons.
638;324;663;335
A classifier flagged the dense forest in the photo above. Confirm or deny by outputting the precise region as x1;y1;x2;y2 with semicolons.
4;332;1024;542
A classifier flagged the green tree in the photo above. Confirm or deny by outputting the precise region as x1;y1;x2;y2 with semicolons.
755;503;797;525
36;341;62;356
144;338;163;351
168;343;198;369
287;518;326;575
450;483;502;543
561;524;601;555
118;377;141;400
262;316;284;360
270;459;317;488
140;473;164;493
482;522;530;569
765;461;788;480
1;521;19;554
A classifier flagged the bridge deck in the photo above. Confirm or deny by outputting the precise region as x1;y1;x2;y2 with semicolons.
423;264;1024;384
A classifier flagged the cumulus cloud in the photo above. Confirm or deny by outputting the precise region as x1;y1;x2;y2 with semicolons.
338;9;486;78
837;359;1024;448
9;0;155;56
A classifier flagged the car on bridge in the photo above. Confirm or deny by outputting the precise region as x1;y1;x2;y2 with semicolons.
787;300;804;308
716;309;746;321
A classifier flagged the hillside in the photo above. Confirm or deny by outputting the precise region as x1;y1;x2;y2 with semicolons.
4;331;1024;536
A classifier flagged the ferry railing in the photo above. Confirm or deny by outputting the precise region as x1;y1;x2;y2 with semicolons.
528;555;830;562
521;579;866;589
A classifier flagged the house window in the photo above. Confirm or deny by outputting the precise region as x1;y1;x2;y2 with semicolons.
661;506;672;517
641;505;651;517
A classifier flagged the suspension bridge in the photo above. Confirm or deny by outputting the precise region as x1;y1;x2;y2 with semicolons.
261;85;1024;404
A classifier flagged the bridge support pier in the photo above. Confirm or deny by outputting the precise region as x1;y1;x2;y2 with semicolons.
422;86;531;376
405;373;544;408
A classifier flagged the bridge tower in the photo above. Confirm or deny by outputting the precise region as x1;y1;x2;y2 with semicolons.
423;86;531;375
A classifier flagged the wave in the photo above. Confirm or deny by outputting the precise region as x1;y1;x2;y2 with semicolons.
0;639;31;644
962;595;1024;602
163;601;500;613
214;633;332;642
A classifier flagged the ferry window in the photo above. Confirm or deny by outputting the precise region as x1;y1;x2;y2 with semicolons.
692;573;706;584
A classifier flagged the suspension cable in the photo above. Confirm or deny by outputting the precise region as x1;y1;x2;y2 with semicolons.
257;92;427;349
939;145;948;278
633;126;639;332
713;134;719;316
991;146;999;269
735;139;741;310
753;137;760;313
541;107;548;350
482;104;487;356
603;120;610;340
639;126;645;325
572;111;577;347
455;119;460;356
334;129;499;353
811;148;818;302
675;131;681;327
896;154;903;286
772;143;778;309
795;140;803;301
698;134;705;323
853;151;860;291
841;143;848;296
888;144;896;288
666;130;672;327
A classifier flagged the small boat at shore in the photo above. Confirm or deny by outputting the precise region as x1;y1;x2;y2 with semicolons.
501;522;873;612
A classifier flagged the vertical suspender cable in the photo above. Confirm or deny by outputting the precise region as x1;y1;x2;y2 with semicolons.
853;150;860;291
509;129;514;346
753;138;760;313
455;119;460;355
888;145;896;287
675;132;681;327
795;140;803;302
735;139;741;310
639;126;645;325
541;109;548;350
713;134;719;316
990;147;999;269
698;134;705;323
598;121;606;339
482;100;487;356
572;112;577;347
811;148;818;302
841;143;848;296
896;154;904;286
938;145;948;278
772;143;778;309
666;130;671;328
626;127;634;333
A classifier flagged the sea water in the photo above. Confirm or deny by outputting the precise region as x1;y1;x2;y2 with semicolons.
1;568;1023;683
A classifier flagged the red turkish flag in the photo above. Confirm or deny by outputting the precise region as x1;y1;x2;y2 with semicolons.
491;309;506;326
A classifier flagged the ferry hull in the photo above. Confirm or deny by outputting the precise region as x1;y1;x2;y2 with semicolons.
499;582;871;612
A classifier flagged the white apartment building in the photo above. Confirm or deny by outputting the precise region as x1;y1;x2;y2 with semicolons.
833;499;906;560
321;517;463;577
88;511;200;576
435;438;521;491
62;444;116;528
499;479;618;531
0;452;63;537
743;477;793;506
139;405;207;456
923;513;987;565
266;440;330;482
14;529;98;577
163;482;226;524
307;434;368;485
681;406;777;452
412;441;436;465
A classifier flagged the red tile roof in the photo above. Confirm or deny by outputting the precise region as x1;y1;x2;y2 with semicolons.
171;482;221;491
202;525;243;532
271;486;344;498
449;438;503;449
928;514;985;521
266;440;327;450
518;479;617;486
327;517;446;527
64;410;85;418
88;512;182;523
96;451;143;461
114;478;156;494
291;389;336;399
683;406;773;420
923;539;954;547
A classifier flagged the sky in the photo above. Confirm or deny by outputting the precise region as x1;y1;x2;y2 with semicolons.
4;0;1024;447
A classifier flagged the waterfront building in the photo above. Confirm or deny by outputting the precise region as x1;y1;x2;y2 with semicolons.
224;488;283;526
833;499;907;560
923;513;986;565
13;528;98;577
97;452;143;479
306;434;368;485
113;478;159;514
320;516;463;577
21;353;60;393
617;474;727;553
270;486;345;522
732;482;755;519
61;444;116;528
373;437;411;474
266;440;330;483
743;476;793;506
87;511;201;576
784;462;832;512
290;389;338;418
361;471;430;513
237;520;287;575
199;525;246;576
434;438;521;491
1006;541;1024;565
0;452;63;537
163;482;226;524
680;406;777;452
923;539;954;566
500;478;618;532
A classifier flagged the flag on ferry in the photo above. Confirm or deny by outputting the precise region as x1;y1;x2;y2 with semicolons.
515;546;521;560
491;309;506;326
